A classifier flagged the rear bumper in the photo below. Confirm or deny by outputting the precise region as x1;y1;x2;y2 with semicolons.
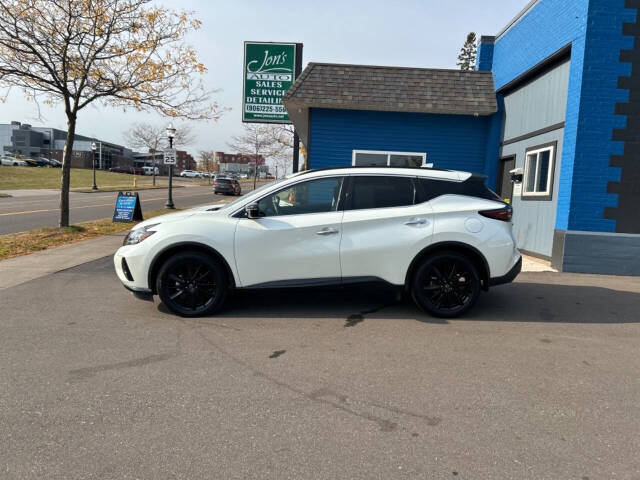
489;256;522;287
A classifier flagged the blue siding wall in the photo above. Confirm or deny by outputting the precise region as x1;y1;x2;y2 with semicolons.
309;108;491;174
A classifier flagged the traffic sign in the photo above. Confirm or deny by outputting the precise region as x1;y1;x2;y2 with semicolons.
163;148;177;165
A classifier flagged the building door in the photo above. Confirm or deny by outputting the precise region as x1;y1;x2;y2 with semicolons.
497;156;516;203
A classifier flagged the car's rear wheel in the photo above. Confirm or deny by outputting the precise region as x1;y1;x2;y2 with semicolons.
156;251;228;317
411;251;481;318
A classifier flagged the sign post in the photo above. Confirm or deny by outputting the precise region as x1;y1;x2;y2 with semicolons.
243;41;303;172
164;146;176;210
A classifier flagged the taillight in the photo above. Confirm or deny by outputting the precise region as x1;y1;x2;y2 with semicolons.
479;205;512;222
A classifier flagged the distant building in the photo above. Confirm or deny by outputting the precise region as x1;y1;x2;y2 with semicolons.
133;150;196;174
0;120;196;173
0;121;132;170
215;151;268;175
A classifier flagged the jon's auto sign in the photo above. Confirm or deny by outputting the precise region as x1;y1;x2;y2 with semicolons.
243;42;300;124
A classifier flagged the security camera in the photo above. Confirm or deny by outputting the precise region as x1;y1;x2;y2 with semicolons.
509;167;523;183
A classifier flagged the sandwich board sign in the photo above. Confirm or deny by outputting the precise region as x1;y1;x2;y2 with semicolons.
242;41;302;124
113;191;143;222
163;148;177;165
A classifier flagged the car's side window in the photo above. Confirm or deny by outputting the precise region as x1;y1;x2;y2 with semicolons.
348;176;416;210
257;177;344;217
416;178;502;203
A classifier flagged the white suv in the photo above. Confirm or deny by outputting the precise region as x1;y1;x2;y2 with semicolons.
179;170;201;178
114;167;521;318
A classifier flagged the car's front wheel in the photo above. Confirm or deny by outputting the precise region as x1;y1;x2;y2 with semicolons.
411;251;481;318
156;251;228;317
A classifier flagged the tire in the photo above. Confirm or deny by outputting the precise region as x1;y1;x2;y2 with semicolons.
411;251;481;318
156;251;228;317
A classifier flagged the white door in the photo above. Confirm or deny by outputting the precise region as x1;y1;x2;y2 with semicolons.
340;175;434;285
234;176;345;287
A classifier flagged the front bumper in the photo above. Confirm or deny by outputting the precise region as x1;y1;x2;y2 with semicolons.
122;282;154;301
114;246;152;292
489;256;522;287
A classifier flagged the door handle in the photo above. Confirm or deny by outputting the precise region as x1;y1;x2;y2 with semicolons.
316;227;340;235
404;218;427;226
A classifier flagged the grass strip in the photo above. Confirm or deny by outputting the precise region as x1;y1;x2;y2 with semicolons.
0;166;158;190
0;208;179;261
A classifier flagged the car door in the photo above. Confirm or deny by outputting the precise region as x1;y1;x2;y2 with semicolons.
340;175;434;285
234;176;346;287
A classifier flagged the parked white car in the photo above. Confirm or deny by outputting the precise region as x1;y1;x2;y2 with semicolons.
0;156;27;166
114;167;521;318
179;170;200;178
143;166;159;176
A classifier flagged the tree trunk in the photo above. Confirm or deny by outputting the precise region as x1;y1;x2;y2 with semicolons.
59;115;77;227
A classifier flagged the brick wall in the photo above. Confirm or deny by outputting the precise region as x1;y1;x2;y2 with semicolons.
491;0;638;234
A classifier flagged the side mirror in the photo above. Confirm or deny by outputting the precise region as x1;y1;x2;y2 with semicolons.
246;203;261;219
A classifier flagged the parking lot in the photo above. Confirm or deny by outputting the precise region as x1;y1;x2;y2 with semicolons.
1;256;640;479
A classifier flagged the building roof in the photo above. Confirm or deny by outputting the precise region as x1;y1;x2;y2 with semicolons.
282;63;498;144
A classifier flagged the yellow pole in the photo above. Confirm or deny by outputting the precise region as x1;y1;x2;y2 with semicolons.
133;176;137;188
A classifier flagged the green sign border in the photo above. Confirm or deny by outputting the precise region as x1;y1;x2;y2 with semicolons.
242;41;297;124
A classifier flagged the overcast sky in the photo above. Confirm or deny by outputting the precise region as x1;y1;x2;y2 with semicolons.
0;0;526;155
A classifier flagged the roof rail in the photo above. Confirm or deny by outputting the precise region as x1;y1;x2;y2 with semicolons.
297;166;455;175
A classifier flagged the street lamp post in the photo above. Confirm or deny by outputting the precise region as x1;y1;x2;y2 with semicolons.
90;142;98;190
165;123;176;209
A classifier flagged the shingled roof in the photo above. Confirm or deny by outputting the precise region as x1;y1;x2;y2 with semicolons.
282;63;497;145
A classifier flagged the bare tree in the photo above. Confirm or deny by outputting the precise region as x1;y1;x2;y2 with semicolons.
0;0;224;226
123;122;196;185
227;124;286;188
198;150;216;184
123;122;196;152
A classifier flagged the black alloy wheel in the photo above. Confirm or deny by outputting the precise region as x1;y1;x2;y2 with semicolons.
411;252;481;318
156;251;228;317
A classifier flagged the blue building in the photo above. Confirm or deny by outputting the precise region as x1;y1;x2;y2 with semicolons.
283;0;640;275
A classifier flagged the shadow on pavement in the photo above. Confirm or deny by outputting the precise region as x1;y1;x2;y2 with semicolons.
202;280;640;325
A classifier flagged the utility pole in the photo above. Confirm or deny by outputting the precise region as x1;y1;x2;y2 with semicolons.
292;43;303;172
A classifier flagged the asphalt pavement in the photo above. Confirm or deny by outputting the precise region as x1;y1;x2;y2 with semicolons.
1;256;639;479
0;182;261;235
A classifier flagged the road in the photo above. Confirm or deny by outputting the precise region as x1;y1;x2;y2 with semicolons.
1;259;640;479
0;182;264;235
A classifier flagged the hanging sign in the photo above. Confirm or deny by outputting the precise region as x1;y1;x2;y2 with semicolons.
113;191;144;222
242;42;301;124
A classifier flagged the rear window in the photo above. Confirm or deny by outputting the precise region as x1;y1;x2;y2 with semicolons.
349;176;416;210
416;177;502;203
216;178;231;184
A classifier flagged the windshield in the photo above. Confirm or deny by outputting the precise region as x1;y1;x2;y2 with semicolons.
217;178;285;211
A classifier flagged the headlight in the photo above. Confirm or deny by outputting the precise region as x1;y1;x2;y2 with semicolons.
123;224;159;246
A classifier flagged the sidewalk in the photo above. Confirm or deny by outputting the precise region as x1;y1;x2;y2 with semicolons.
0;230;555;290
0;233;125;290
